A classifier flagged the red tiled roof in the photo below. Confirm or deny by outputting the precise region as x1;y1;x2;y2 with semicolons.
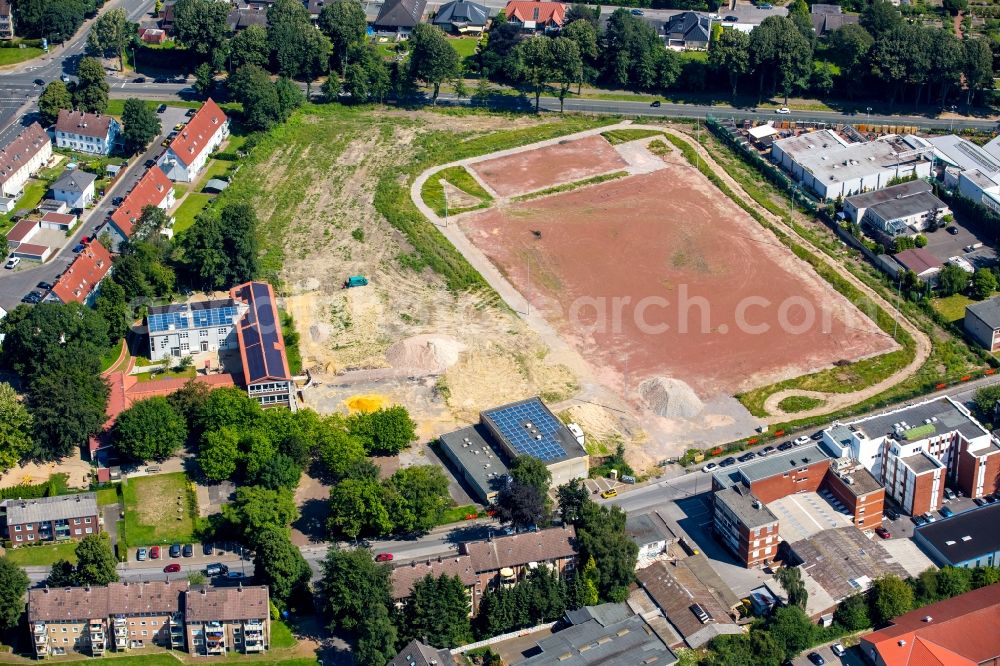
54;110;115;139
50;240;111;303
504;0;565;25
166;98;227;167
6;218;38;242
110;165;172;237
0;123;49;187
894;248;942;275
41;211;76;226
862;583;1000;666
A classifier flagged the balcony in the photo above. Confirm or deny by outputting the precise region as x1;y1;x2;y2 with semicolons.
33;623;46;635
34;633;47;646
244;640;265;653
244;620;264;630
205;640;226;655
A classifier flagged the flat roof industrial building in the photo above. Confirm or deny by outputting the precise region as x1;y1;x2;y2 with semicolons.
914;503;1000;568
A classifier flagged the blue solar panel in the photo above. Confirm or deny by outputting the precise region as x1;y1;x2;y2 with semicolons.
483;398;567;462
148;304;240;333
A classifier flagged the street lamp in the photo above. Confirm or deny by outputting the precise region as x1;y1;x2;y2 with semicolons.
949;105;957;133
866;107;872;124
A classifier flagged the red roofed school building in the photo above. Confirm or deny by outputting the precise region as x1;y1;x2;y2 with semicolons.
157;99;229;182
859;582;1000;666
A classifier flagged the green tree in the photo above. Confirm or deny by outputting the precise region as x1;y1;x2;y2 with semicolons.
871;574;914;626
94;275;130;341
749;16;812;104
973;268;997;300
829;24;873;98
0;557;29;631
775;565;808;609
834;593;871;631
964;39;994;106
275;77;305;120
929;30;965;106
229;24;270;71
603;9;675;92
173;0;230;57
38;81;73;126
319;0;368;76
575;500;637;601
28;364;109;460
0;383;32;474
973;385;1000;419
195;387;262;433
768;605;815;660
494;476;548;530
408;23;459;104
328;478;392;539
861;0;902;38
223;486;298;544
510;456;552;495
321;73;341;102
317;419;367;480
167;380;212;425
317;547;393;633
355;600;398;666
402;574;472;648
384;465;451;533
75;533;120;586
255;453;302;490
120;97;162;155
547;37;582;114
706;632;783;666
193;62;214;96
938;263;970;296
47;559;79;587
114;396;187;462
1;302;109;380
199;427;241;481
561;19;598;91
181;201;260;287
240;430;277;481
348;405;416;455
556;478;589;524
253;526;312;608
74;56;109;113
513;36;552;113
228;64;282;131
268;0;331;96
342;44;391;103
936;566;973;598
972;566;1000;589
87;7;130;70
943;0;967;15
709;29;751;97
16;0;86;42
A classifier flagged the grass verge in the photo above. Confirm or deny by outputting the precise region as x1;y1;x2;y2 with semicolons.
601;128;663;145
421;165;493;217
439;504;480;524
777;395;825;413
0;45;43;66
932;293;976;323
513;170;629;202
95;486;120;506
122;472;197;545
4;541;78;566
172;193;214;233
270;619;297;649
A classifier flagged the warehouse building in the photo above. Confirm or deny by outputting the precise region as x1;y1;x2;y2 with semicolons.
913;503;1000;568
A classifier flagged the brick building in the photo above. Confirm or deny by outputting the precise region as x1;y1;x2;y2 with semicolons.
712;486;779;568
2;493;100;546
822;460;885;530
712;445;832;504
184;585;270;656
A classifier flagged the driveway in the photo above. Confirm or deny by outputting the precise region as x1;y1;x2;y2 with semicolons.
791;642;866;666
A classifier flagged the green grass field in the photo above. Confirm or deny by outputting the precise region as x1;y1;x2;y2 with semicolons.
96;486;120;506
439;504;480;524
173;193;214;233
450;37;479;58
4;540;78;566
0;46;43;66
420;165;493;217
269;620;297;649
777;395;825;413
601;128;663;145
135;367;196;383
199;159;232;185
122;473;197;545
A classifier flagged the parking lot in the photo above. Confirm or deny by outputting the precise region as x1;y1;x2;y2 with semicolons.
923;218;997;268
768;492;853;544
790;642;866;666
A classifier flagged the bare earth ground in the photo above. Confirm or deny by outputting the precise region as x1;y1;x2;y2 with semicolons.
470;135;628;196
460;156;895;400
0;457;92;489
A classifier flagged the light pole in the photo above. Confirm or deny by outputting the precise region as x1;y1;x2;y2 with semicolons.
439;178;448;228
949;105;957;133
866;107;872;125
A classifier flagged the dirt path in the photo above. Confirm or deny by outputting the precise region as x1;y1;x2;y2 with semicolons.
955;11;963;39
411;121;932;427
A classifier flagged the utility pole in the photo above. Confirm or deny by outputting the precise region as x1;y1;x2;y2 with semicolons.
440;178;448;228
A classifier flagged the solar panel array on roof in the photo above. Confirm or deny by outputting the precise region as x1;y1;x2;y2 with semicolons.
233;282;290;384
483;398;567;461
147;303;240;334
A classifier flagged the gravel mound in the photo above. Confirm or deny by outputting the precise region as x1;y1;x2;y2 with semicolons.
639;376;704;418
386;334;465;374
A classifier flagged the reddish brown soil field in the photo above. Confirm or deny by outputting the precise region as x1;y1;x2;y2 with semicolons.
471;135;628;197
461;165;896;398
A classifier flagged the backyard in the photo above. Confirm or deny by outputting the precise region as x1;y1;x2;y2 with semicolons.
3;540;78;566
172;193;213;233
122;473;197;545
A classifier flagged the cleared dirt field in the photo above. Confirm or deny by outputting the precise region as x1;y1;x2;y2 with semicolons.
470;135;627;196
460;159;895;401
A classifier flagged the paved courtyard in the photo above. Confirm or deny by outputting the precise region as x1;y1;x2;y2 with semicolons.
768;491;853;544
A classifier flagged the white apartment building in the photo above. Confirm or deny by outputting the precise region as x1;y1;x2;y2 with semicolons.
157;98;229;182
0;122;52;198
54;110;121;156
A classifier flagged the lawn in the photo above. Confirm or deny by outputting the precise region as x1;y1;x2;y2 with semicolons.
933;293;977;323
777;395;825;413
198;159;232;186
34;656;318;666
104;99;200;117
450;37;479;58
135;366;197;383
4;540;79;566
95;486;120;506
269;620;297;649
439;504;480;525
122;472;197;545
16;179;48;211
0;45;43;66
420;165;493;217
172;193;214;233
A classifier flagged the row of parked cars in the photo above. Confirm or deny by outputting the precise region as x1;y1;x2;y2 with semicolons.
701;433;821;473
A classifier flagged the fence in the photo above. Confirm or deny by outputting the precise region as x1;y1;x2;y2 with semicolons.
450;622;558;654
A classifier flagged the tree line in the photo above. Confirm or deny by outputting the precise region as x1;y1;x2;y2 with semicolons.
12;0;106;43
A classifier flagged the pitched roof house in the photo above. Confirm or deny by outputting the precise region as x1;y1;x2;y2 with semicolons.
893;247;943;281
504;0;565;31
230;281;297;411
109;165;175;241
157;98;229;182
374;0;428;31
48;240;112;305
54;110;121;156
51;169;97;210
432;0;489;33
664;12;712;49
0;123;52;198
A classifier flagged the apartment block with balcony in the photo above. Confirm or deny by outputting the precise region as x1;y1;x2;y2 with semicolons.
184;586;271;656
0;0;15;39
1;493;100;545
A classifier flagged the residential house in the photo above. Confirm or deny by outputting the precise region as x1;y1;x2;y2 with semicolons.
47;240;112;305
914;503;1000;569
810;4;857;35
391;555;478;613
54;110;121;156
157;98;229;182
0;122;52;198
373;0;428;33
108;165;175;242
387;640;458;666
504;0;565;32
823;396;1000;516
893;247;943;284
626;512;676;561
51;169;97;210
664;12;711;50
231;281;297;411
227;3;269;31
432;0;489;34
184;586;271;656
146;297;245;361
966;297;1000;352
0;0;15;39
859;583;1000;665
1;493;100;546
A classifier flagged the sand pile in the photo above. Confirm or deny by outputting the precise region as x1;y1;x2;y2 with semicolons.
345;394;389;413
639;377;704;419
386;334;466;374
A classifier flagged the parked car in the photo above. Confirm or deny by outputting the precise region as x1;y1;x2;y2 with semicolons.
724;15;738;21
203;543;214;556
72;243;85;253
150;546;160;559
144;158;156;168
912;515;929;527
182;544;193;557
831;643;846;657
940;506;955;518
154;78;168;83
807;652;825;665
944;487;956;500
702;462;718;473
186;108;197;117
776;107;791;114
922;512;937;523
33;78;45;86
5;256;20;269
984;494;998;504
777;441;794;451
60;75;70;83
948;226;959;235
111;196;124;206
793;435;810;445
760;446;776;457
811;431;824;441
205;563;228;576
650;100;661;108
226;571;244;580
885;509;899;521
136;548;148;561
719;457;737;467
374;553;393;562
601;488;618;499
737;451;756;462
134;77;146;83
974;497;987;506
156;103;167;112
169;543;181;558
630;8;644;14
21;291;42;304
875;526;891;539
36;281;52;290
163;563;181;573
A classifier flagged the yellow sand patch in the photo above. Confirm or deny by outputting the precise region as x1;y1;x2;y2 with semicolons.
345;394;389;413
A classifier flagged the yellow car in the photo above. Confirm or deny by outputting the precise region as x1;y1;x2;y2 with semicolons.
600;488;618;499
